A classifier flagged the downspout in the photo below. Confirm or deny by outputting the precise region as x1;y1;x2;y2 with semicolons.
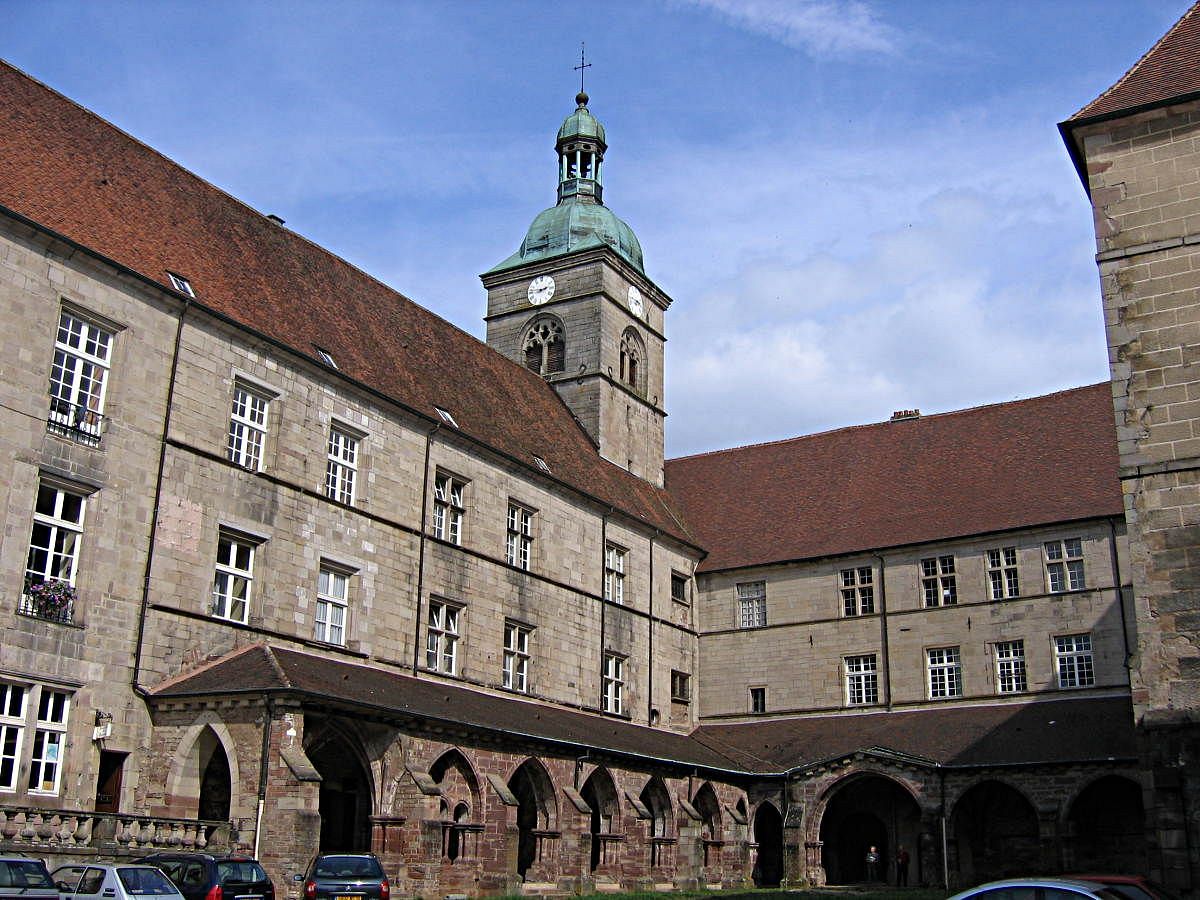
1107;517;1133;673
411;424;440;673
647;531;656;724
875;554;892;709
132;296;189;693
253;695;273;859
940;768;949;890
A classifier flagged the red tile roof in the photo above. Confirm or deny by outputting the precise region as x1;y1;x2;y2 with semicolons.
152;644;1136;773
664;384;1122;574
0;61;696;548
1070;1;1200;122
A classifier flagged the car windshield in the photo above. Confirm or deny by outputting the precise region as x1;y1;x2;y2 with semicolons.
313;858;382;879
217;862;267;884
0;861;54;888
117;868;179;896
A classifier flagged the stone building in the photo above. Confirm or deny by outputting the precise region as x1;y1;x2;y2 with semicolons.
1061;0;1200;890
0;11;1184;892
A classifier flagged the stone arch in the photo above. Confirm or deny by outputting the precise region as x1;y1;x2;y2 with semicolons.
508;758;558;879
581;766;620;871
693;782;721;839
1065;774;1146;874
753;800;784;888
619;327;646;395
165;714;243;822
430;748;483;863
949;778;1040;885
523;315;565;376
639;776;672;838
305;719;375;852
815;770;923;885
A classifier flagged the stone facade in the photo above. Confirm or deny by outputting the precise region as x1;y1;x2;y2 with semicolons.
1067;76;1200;892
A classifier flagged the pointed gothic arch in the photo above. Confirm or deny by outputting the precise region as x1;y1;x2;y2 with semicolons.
753;801;784;887
523;315;566;376
619;327;646;396
508;758;558;879
166;715;242;822
580;766;620;871
430;748;483;863
949;779;1039;885
305;720;375;852
1065;774;1146;874
816;771;922;885
639;776;672;838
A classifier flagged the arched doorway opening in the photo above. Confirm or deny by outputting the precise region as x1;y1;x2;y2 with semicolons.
753;802;783;887
580;767;619;872
1067;775;1146;873
951;780;1039;884
818;773;921;885
196;728;231;822
508;759;556;880
306;724;373;852
693;782;722;869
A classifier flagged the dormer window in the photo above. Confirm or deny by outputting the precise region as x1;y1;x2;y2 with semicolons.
167;272;195;297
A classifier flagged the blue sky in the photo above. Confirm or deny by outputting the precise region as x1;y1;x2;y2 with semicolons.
5;1;1191;456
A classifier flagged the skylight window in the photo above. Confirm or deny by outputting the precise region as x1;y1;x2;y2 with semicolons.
533;455;551;474
315;347;338;369
435;406;459;428
167;272;195;297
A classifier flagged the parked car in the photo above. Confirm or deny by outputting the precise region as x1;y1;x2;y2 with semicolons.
53;864;182;900
1064;875;1182;900
296;855;388;900
136;853;274;900
947;878;1130;900
0;856;58;900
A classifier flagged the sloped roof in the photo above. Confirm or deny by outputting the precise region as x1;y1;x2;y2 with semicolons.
1069;1;1200;123
0;61;695;548
152;644;1135;775
694;694;1137;772
150;644;747;774
664;384;1122;574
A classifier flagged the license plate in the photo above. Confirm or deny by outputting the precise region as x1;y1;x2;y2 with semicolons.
336;895;358;900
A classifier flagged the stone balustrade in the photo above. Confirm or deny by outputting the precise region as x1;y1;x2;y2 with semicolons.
0;806;232;855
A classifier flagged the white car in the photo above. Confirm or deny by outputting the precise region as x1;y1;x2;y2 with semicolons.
947;878;1131;900
52;865;182;900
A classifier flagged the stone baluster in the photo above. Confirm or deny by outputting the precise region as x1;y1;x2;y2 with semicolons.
35;813;54;842
168;822;184;846
20;812;38;843
195;824;209;850
73;815;94;847
140;820;157;847
117;817;135;847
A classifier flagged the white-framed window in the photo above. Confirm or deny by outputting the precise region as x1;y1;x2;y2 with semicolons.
845;654;879;706
841;566;874;616
737;581;767;629
28;689;69;794
1045;538;1085;593
503;621;531;693
211;531;256;624
0;683;27;792
987;547;1020;599
0;682;72;796
995;640;1027;694
167;272;195;297
1055;634;1095;688
25;481;86;599
604;544;626;604
921;555;957;607
749;686;767;714
671;670;691;703
314;565;350;646
226;382;271;471
324;426;359;505
433;473;466;545
602;652;624;715
506;503;533;570
927;646;962;699
48;309;113;445
426;600;460;675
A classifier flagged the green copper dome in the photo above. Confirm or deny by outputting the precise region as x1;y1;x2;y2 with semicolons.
488;92;644;276
557;92;606;144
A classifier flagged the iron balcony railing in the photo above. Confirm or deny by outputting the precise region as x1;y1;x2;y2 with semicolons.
47;398;105;446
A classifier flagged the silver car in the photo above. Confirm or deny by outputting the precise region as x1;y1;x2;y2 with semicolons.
52;865;182;900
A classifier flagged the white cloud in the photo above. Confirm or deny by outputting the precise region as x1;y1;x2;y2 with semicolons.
678;0;903;58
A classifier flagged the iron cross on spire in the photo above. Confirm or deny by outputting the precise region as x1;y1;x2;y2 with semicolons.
574;42;591;94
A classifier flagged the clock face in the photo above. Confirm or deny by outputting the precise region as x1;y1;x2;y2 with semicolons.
527;275;555;306
627;285;644;318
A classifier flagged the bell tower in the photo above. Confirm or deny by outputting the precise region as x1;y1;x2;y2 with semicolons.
482;92;671;486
